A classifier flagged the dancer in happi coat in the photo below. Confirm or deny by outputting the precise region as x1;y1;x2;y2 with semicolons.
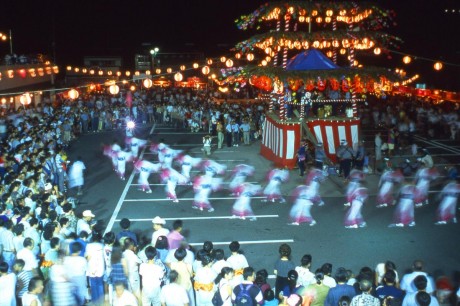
150;142;169;163
289;185;317;226
376;169;404;208
67;157;86;196
228;164;255;196
344;186;369;229
389;182;418;227
134;159;162;193
161;147;182;169
160;167;188;203
115;150;134;180
109;140;122;170
304;168;326;206
414;166;439;207
192;173;222;212
176;154;202;180
126;136;148;158
435;181;460;225
262;168;289;203
201;159;227;177
344;169;364;207
231;183;262;221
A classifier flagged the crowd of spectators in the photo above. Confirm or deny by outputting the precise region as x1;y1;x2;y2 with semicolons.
0;86;459;306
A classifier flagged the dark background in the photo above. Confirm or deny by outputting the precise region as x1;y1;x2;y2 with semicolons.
1;0;459;89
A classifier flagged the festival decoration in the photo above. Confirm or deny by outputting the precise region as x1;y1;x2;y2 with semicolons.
68;89;79;100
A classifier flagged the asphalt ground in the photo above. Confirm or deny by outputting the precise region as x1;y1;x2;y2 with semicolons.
66;122;460;280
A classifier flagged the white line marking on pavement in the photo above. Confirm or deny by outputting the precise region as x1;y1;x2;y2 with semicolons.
115;215;279;221
130;182;259;186
104;124;157;235
157;132;208;135
188;239;294;246
124;196;266;202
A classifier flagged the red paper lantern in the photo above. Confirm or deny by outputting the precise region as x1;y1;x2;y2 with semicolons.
317;78;326;91
329;78;340;91
341;79;350;92
305;79;315;91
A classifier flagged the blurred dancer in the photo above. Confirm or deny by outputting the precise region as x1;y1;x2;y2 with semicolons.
192;174;222;212
304;168;326;206
177;154;202;180
115;150;134;180
110;140;122;170
414;166;439;207
376;169;404;208
344;169;364;207
435;181;460;225
134;159;162;193
67;156;86;196
229;164;255;196
389;182;418;227
262;168;289;203
344;186;368;229
232;183;262;221
201;159;227;177
160;167;188;203
126;136;147;158
289;185;317;226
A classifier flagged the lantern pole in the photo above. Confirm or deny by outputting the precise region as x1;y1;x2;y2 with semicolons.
273;20;281;67
9;29;13;55
348;22;357;118
282;14;290;69
332;18;337;64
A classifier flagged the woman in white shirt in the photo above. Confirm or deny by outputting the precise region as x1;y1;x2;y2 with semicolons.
193;255;217;306
215;267;234;306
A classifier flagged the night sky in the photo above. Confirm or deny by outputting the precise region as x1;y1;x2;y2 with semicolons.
1;0;459;90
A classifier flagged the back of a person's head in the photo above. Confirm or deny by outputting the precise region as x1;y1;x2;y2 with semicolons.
120;218;131;230
359;279;372;292
229;241;240;253
357;266;374;282
203;240;213;253
123;237;135;250
338;295;351;306
103;232;116;245
301;254;312;267
335;267;348;283
264;289;275;301
70;241;82;254
172;219;183;231
383;269;397;284
201;254;213;267
174;247;187;261
279;243;291;257
322;263;333;275
415;291;431;306
28;276;43;292
213;248;225;260
243;266;255;280
144;246;157;260
169;269;179;283
413;275;428;291
413;260;423;271
155;235;169;250
0;262;8;274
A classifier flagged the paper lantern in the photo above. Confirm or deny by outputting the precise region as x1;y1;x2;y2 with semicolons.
156;68;161;74
135;71;140;76
434;62;443;71
66;66;72;71
235;53;241;59
98;70;103;76
89;69;95;75
125;71;131;76
174;72;183;82
109;84;119;95
166;68;172;73
326;51;333;57
326;9;333;17
207;59;213;65
261;60;267;66
316;17;322;23
403;56;411;64
68;89;79;100
108;71;113;76
225;59;233;67
143;78;153;88
332;40;340;48
20;93;31;105
75;68;80;73
201;66;210;75
82;68;87;73
220;56;226;63
180;65;186;71
116;71;122;76
373;47;381;55
313;41;320;48
340;48;346;55
246;53;254;61
130;85;136;91
193;63;199;69
53;66;59;74
19;69;27;78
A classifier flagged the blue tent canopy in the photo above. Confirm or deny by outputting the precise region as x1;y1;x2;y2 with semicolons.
286;49;339;71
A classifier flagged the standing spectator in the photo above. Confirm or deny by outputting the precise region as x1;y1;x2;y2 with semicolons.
231;120;240;147
151;217;169;246
350;279;380;306
216;121;224;149
85;232;105;305
21;277;44;306
14;259;32;305
387;127;396;157
160;270;190;306
336;140;354;180
353;141;365;170
375;132;383;163
76;210;95;237
214;267;234;306
67;156;86;196
274;244;296;300
139;246;165;306
400;260;435;295
296;140;308;177
0;220;16;272
54;148;67;194
304;271;330;306
0;262;17;306
226;241;249;286
193;255;216;306
123;238;142;300
314;143;326;170
170;248;194;306
295;254;315;287
116;218;138;246
16;238;39;277
225;120;233;147
231;267;263;305
324;267;356;306
63;242;87;305
240;119;251;145
167;220;185;251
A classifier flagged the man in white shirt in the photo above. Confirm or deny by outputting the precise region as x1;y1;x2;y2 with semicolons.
400;260;435;295
16;237;39;276
140;246;165;306
160;270;189;306
151;216;169;245
64;242;88;305
85;232;105;305
113;281;138;306
123;238;142;299
77;210;95;236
